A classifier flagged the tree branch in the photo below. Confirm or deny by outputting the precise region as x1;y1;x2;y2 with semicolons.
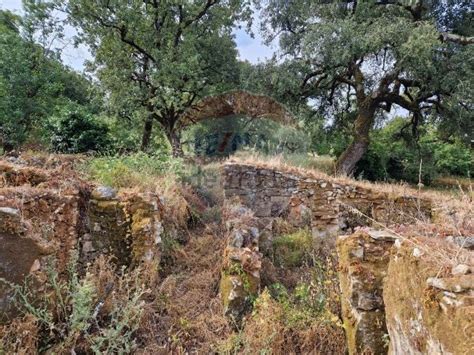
439;33;474;45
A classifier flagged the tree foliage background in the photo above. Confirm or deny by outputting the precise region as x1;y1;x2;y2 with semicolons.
0;0;472;184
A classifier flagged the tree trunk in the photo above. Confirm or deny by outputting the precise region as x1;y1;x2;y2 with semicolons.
335;103;376;176
140;114;154;152
166;130;183;157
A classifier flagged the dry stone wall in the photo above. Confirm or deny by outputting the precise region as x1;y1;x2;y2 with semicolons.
0;159;168;321
337;230;397;354
220;201;261;326
223;162;431;243
337;230;474;355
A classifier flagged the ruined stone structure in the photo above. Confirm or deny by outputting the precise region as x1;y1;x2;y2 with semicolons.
223;162;431;241
337;230;473;355
337;230;396;354
0;159;166;321
220;202;261;325
223;162;472;354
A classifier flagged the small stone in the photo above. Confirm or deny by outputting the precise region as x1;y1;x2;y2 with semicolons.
0;207;20;216
230;231;244;248
446;236;474;250
91;186;117;200
351;247;364;259
249;227;259;239
29;259;41;273
413;248;422;258
452;264;470;276
82;241;94;253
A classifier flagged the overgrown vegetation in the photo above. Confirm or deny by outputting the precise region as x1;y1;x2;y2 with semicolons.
273;229;313;268
80;152;184;189
0;1;473;353
219;231;346;354
0;255;148;353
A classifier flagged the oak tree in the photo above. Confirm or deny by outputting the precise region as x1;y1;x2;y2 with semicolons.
259;0;473;175
43;0;250;155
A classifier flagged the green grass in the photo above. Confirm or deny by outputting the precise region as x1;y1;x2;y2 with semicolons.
273;229;313;268
79;152;184;189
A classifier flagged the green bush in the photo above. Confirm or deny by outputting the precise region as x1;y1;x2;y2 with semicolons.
354;118;472;184
434;141;473;176
48;105;110;154
273;229;313;268
81;152;184;188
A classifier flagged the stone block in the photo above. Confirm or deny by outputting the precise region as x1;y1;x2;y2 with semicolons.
337;230;395;355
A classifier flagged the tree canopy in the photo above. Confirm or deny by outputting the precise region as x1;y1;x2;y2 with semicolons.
38;0;251;155
0;9;92;151
258;0;473;174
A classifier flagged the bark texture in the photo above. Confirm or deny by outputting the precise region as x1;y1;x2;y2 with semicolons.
140;114;154;152
336;102;376;176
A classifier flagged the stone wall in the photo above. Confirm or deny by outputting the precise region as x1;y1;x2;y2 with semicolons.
223;162;431;242
337;230;474;355
220;201;261;326
337;230;396;354
384;239;473;355
0;160;168;321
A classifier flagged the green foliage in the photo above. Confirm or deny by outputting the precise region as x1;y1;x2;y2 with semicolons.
48;104;110;153
36;0;249;152
0;9;95;151
0;255;146;354
355;118;473;184
258;0;473;174
434;142;473;177
81;152;184;189
183;116;310;157
273;229;313;268
268;282;326;328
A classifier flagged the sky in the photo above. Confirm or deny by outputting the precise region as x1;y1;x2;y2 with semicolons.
0;0;276;71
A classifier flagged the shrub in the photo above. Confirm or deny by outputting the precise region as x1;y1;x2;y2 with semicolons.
48;105;110;154
81;152;184;189
434;140;473;176
0;255;148;354
355;118;472;184
273;229;313;268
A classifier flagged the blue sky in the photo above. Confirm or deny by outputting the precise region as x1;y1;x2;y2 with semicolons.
0;0;275;71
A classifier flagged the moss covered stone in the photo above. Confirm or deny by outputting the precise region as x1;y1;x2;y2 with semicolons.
384;240;474;354
337;230;396;355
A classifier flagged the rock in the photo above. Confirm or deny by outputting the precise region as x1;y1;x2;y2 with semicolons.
367;229;398;242
446;236;474;250
452;264;471;276
385;241;474;355
0;207;24;234
337;230;394;354
230;230;244;248
427;275;474;293
412;247;423;258
0;207;20;216
91;186;117;200
351;246;364;259
29;259;41;273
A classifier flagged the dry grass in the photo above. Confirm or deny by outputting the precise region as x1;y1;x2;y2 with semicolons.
227;151;473;230
138;226;232;353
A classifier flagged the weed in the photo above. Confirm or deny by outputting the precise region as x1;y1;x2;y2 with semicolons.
79;152;184;189
0;255;148;354
273;229;313;267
